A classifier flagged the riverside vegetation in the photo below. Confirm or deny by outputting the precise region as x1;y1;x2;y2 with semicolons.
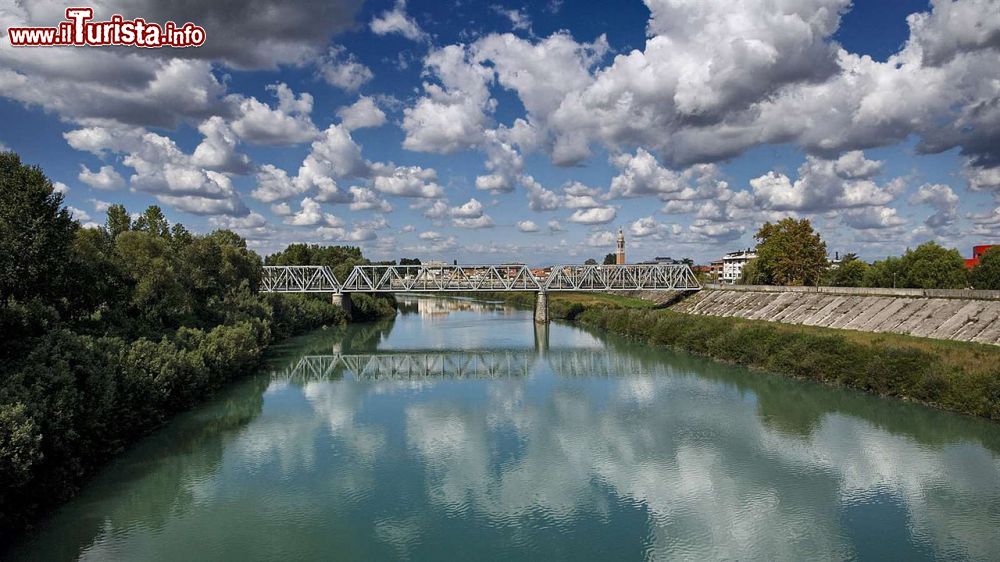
485;292;1000;421
0;152;394;538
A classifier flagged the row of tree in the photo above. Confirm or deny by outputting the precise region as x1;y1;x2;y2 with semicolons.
0;151;393;536
738;218;999;290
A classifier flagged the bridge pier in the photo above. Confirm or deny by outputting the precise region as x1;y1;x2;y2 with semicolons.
533;320;550;355
534;291;549;323
331;292;353;317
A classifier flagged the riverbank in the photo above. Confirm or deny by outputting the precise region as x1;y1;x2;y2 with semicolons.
0;293;394;539
478;292;1000;421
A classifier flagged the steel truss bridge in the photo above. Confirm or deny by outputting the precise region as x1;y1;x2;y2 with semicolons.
272;350;668;383
261;264;701;293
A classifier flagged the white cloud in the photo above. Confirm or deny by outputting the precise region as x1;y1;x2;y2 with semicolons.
370;0;428;42
911;183;959;235
349;186;393;212
252;164;302;203
402;45;495;153
231;83;320;146
370;163;444;198
568;206;616;225
522;175;561;211
419;231;441;240
547;219;564;233
337;96;387;130
52;181;69;195
318;46;374;91
78;164;125;191
630;216;670;238
449;198;485;218
585;230;615;247
209;212;274;240
66;206;92;222
423;200;450;220
284;197;343;227
517;220;540;232
750;153;898;212
192;116;253;175
452;214;495;229
271;202;293;216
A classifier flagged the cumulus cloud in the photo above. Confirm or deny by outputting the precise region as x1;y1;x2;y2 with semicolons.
370;0;428;42
284;197;342;227
318;46;374;91
337;97;387;131
911;183;960;235
517;220;540;232
78;164;125;191
192;116;253;174
252;164;302;203
449;198;486;218
750;152;899;212
452;214;495;229
371;163;445;198
349;186;393;212
65;126;248;216
231;83;320;146
568;206;617;225
402;45;495;153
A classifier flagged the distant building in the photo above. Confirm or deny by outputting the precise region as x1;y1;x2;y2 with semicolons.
721;249;757;284
616;227;626;265
638;256;680;265
709;259;723;282
965;245;997;269
691;265;712;275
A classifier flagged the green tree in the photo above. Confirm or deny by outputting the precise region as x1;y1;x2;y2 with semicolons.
822;254;869;287
584;258;598;265
738;258;767;285
970;247;1000;289
105;204;132;238
603;253;616;265
133;205;170;238
0;152;76;305
898;242;968;289
751;218;828;285
399;257;421;266
863;256;906;288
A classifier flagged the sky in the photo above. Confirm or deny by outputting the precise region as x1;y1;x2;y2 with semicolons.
0;0;998;265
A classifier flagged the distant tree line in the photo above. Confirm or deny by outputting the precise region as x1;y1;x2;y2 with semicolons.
739;217;999;290
0;152;393;536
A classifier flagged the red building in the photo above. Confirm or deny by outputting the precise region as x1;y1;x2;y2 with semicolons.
965;245;997;269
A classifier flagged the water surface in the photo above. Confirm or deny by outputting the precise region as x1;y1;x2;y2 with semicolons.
8;296;1000;561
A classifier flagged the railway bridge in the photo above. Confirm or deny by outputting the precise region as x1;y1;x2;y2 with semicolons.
260;263;701;322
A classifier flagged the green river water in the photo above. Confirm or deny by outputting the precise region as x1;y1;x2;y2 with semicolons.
7;295;1000;561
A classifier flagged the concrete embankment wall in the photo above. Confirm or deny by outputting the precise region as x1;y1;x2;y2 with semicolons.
670;285;1000;345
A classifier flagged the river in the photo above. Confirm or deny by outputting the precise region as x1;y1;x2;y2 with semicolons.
7;296;1000;561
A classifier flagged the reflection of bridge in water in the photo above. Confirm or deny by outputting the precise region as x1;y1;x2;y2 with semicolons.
274;348;665;382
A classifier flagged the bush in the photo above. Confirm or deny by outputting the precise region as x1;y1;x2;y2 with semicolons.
571;307;1000;422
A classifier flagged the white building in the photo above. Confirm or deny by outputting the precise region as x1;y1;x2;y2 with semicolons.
720;249;757;283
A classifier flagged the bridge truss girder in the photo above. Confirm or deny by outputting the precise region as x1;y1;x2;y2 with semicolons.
261;263;701;293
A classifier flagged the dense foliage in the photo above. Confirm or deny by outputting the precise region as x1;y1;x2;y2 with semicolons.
744;218;828;286
863;242;969;289
0;152;391;536
821;254;869;287
970;247;1000;290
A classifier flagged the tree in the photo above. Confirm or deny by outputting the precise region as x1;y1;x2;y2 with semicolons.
133;206;170;238
822;254;869;287
0;152;76;305
603;253;616;265
399;257;421;266
898;242;967;289
863;256;906;288
681;258;694;266
971;247;1000;289
584;258;598;265
105;204;131;238
751;218;828;285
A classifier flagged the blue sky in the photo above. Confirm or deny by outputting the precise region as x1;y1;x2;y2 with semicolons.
1;0;998;265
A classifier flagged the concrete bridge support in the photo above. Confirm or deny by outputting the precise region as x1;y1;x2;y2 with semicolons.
331;292;353;317
534;291;549;323
533;320;550;355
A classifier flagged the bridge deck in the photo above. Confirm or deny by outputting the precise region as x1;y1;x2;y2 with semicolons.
261;264;701;293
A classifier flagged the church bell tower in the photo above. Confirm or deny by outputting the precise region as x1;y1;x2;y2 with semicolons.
616;227;625;265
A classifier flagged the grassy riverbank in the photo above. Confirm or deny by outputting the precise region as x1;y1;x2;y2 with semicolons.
483;292;1000;421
